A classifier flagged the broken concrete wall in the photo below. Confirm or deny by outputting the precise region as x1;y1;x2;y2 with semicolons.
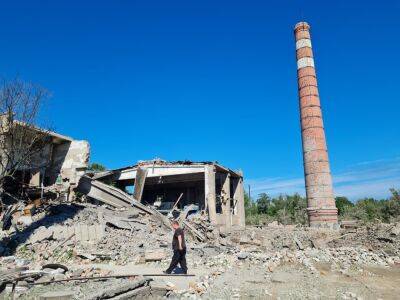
98;161;245;230
204;166;245;230
50;140;90;186
30;142;53;174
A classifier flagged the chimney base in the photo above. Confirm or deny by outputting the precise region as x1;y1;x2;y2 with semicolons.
307;207;339;229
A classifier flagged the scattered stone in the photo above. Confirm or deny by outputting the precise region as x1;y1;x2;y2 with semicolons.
237;252;249;260
15;258;30;267
5;283;14;294
144;249;166;262
76;252;96;260
310;238;327;249
15;280;29;293
2;256;16;263
23;203;36;216
42;263;69;273
294;236;304;250
391;223;400;236
17;215;33;226
30;226;54;244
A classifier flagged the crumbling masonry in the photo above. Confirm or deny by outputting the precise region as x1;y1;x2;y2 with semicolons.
0;116;90;202
82;160;246;230
294;22;338;228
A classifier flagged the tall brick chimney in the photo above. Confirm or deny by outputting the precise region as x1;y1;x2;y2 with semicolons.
294;21;338;228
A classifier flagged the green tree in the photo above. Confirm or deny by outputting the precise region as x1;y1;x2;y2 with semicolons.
335;196;354;215
256;193;270;214
354;198;382;221
88;163;106;172
244;190;257;216
380;189;400;222
245;188;400;225
286;193;307;224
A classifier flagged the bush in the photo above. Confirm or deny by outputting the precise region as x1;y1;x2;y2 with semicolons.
245;192;307;225
245;189;400;225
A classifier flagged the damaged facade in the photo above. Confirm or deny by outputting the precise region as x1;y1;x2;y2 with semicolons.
28;132;90;198
0;117;90;201
1;117;244;231
82;160;246;230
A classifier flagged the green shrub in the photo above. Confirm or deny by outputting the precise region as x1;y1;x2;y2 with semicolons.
245;189;400;225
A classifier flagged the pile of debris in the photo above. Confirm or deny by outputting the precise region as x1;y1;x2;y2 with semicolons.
0;193;217;298
2;193;400;299
327;222;400;257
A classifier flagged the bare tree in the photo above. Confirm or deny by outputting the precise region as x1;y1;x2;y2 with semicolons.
0;79;50;213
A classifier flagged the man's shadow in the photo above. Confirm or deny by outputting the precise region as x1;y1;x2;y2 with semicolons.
171;267;186;274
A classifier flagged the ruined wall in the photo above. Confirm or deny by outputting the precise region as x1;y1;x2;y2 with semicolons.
30;143;53;170
50;140;90;186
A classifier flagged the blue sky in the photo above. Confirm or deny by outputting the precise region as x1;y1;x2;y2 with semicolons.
0;1;399;200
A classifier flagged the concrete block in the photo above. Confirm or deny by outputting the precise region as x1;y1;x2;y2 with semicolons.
144;249;166;262
23;203;36;216
38;291;74;300
30;226;53;244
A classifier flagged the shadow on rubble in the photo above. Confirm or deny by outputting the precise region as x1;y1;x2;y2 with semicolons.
1;203;83;255
171;267;187;274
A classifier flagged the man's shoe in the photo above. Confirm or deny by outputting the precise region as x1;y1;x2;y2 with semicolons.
163;270;171;274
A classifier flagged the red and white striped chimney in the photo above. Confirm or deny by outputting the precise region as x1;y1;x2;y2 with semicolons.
294;22;338;228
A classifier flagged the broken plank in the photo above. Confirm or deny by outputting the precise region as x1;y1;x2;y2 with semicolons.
182;220;205;242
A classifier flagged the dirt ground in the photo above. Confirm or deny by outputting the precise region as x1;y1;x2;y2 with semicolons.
202;262;400;299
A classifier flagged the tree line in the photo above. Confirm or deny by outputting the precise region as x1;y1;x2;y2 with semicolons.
245;189;400;225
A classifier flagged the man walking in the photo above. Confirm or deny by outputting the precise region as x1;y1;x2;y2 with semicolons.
164;220;187;274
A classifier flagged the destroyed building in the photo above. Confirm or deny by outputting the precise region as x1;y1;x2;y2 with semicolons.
1;115;245;231
0;116;90;202
80;160;246;230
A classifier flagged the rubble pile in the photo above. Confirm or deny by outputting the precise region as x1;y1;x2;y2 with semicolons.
2;203;177;264
0;200;217;298
327;222;400;256
160;222;400;298
1;200;400;299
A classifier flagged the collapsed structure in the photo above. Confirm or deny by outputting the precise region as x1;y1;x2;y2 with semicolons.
0;115;244;232
0;116;90;202
294;22;338;228
80;159;246;230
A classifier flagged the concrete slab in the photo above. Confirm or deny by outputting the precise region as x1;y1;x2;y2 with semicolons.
81;263;208;291
38;290;75;300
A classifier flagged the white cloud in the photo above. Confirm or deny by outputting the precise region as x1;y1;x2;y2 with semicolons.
247;157;400;200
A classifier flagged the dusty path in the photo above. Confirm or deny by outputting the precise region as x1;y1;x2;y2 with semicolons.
202;262;400;299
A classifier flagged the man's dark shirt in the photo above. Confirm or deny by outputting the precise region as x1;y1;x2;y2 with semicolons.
172;227;186;250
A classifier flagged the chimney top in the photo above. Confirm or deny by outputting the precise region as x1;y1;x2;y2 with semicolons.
294;21;310;32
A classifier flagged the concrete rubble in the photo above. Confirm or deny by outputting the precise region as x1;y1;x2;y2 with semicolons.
1;196;400;298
